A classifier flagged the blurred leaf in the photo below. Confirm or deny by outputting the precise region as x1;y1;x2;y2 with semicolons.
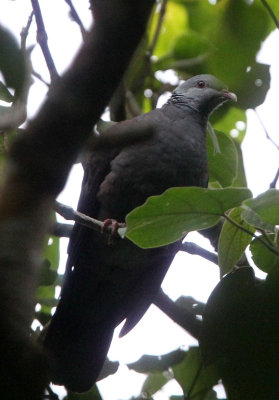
97;359;119;381
128;349;186;373
36;285;55;315
126;187;252;248
172;347;219;400
44;234;60;271
211;107;247;143
0;81;13;102
157;30;213;72
141;371;172;397
237;63;271;109
39;259;57;286
232;141;247;188
218;207;255;276
65;384;102;400
149;2;188;58
35;311;52;326
250;234;279;274
0;24;27;94
172;31;212;60
242;189;279;232
207;130;238;187
184;0;271;108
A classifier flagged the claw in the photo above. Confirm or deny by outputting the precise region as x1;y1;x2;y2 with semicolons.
102;219;126;244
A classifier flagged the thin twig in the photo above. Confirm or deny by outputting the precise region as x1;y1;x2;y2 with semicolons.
261;0;279;29
180;242;218;265
148;0;167;56
254;109;279;151
224;213;279;256
31;0;58;81
64;0;87;40
131;0;167;93
20;11;34;51
32;69;50;87
270;167;279;189
54;201;105;232
154;290;202;340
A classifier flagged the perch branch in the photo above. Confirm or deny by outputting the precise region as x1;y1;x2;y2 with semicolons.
154;290;202;340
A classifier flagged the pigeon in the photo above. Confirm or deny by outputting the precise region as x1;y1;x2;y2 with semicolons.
44;74;236;392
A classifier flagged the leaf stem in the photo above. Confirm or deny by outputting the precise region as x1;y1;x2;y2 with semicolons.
261;0;279;29
223;213;279;257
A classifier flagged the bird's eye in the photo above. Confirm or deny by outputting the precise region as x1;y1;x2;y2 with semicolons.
196;80;206;88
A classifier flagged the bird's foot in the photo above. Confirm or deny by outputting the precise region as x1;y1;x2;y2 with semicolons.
102;219;126;244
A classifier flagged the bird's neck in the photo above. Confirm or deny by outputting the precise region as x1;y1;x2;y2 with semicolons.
164;98;209;128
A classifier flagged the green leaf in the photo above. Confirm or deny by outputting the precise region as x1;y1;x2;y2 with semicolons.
0;81;13;102
250;234;279;274
218;207;255;276
126;187;252;248
232;141;247;188
149;2;188;58
141;371;172;397
185;0;271;108
127;349;186;373
237;63;271;109
0;25;27;94
36;285;55;315
172;347;219;400
207;130;238;187
211;107;247;143
242;189;279;232
172;31;212;60
39;259;57;286
44;235;60;272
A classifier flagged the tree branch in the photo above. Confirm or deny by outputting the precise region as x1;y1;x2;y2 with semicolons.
0;1;155;398
64;0;87;40
254;108;279;151
154;290;202;340
180;242;218;265
31;0;58;81
270;167;279;189
54;201;106;233
49;222;73;238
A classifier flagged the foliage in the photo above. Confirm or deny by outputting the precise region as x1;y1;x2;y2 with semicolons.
0;0;279;399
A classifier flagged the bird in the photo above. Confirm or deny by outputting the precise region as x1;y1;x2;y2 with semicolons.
43;74;237;392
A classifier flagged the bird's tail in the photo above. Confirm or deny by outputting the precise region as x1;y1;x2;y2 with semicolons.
43;262;116;393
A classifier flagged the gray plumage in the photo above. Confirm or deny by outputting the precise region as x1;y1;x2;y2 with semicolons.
43;74;236;392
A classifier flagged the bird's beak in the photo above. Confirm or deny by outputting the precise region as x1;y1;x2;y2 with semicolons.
221;89;237;102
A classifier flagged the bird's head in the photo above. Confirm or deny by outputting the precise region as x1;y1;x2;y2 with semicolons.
170;74;237;116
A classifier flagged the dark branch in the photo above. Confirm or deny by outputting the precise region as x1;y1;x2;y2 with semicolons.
49;222;73;238
0;1;155;397
254;109;279;151
20;11;34;51
270;167;279;189
148;0;167;56
154;290;202;340
180;241;218;265
31;0;58;81
64;0;87;40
